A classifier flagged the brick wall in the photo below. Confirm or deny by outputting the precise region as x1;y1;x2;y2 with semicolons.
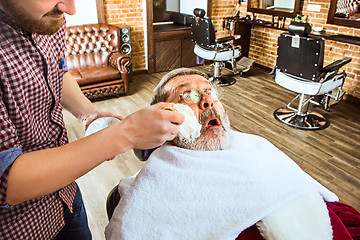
104;0;145;71
212;0;360;98
103;0;359;98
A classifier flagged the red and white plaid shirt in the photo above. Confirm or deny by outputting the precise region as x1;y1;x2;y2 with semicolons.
0;10;77;239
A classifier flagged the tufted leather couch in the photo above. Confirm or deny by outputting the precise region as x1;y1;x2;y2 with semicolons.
65;23;131;100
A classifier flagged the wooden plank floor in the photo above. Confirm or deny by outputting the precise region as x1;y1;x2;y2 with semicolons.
63;66;360;240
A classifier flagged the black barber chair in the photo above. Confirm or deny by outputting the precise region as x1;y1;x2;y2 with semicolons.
273;22;352;130
106;185;120;220
191;8;241;86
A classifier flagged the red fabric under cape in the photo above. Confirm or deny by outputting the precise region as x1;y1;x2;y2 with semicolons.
236;201;360;240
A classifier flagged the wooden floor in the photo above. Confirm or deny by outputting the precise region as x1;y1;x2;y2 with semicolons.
63;66;360;240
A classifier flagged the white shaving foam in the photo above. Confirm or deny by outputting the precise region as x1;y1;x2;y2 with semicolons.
173;104;201;140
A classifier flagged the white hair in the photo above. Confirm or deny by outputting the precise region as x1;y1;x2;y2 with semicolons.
151;68;209;105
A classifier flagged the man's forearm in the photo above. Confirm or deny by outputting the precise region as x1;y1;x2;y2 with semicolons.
61;72;98;119
6;124;128;205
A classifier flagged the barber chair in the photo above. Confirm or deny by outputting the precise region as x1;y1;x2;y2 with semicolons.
273;22;352;130
106;185;121;220
191;8;241;86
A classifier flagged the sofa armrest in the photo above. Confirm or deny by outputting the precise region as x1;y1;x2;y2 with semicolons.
108;52;131;93
108;52;131;74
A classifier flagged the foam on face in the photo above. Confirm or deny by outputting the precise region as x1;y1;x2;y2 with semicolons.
173;103;201;140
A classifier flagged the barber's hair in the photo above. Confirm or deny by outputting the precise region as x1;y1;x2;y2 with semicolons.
151;68;209;105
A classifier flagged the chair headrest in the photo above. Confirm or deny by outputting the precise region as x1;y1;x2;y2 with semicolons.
288;22;312;37
193;8;206;18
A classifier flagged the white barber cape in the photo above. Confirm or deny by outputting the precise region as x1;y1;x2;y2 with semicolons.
105;131;338;240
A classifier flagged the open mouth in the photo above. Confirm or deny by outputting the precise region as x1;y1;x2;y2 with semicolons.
205;117;221;129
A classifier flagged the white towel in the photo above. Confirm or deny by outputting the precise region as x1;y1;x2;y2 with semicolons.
105;131;338;240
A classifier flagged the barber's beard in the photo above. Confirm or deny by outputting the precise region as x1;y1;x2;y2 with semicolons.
172;108;233;151
5;5;64;35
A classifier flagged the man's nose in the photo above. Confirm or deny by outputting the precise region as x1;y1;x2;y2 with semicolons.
199;93;214;110
57;0;76;15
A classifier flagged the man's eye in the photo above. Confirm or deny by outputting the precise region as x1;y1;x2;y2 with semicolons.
183;93;192;99
205;89;217;97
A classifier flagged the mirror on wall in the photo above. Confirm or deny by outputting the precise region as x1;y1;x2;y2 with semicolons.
247;0;301;18
153;0;209;23
327;0;360;28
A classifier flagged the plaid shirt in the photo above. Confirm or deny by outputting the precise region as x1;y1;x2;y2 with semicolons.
0;10;77;239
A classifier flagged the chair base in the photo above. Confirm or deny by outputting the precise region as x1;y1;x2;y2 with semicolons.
225;57;255;76
273;107;329;130
211;75;236;87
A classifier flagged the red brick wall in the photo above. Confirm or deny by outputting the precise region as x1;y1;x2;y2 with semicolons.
212;0;360;98
104;0;145;71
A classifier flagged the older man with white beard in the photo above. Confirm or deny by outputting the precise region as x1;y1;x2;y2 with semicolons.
105;68;339;240
150;68;233;152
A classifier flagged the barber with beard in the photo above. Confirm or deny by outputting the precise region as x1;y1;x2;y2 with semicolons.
0;1;184;239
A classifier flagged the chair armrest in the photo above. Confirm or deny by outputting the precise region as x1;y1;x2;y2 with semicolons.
107;52;131;74
133;148;157;161
321;57;352;73
106;185;120;220
215;36;234;44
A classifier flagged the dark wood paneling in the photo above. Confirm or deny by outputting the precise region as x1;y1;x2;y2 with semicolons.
154;39;181;72
181;38;197;67
153;28;192;40
96;0;105;23
146;0;155;74
234;22;252;58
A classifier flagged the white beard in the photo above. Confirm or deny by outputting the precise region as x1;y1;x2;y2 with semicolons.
172;104;232;151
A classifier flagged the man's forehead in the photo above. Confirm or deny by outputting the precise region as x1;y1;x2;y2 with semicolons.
166;74;212;90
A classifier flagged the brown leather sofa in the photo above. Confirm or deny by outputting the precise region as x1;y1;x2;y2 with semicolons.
65;23;131;100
